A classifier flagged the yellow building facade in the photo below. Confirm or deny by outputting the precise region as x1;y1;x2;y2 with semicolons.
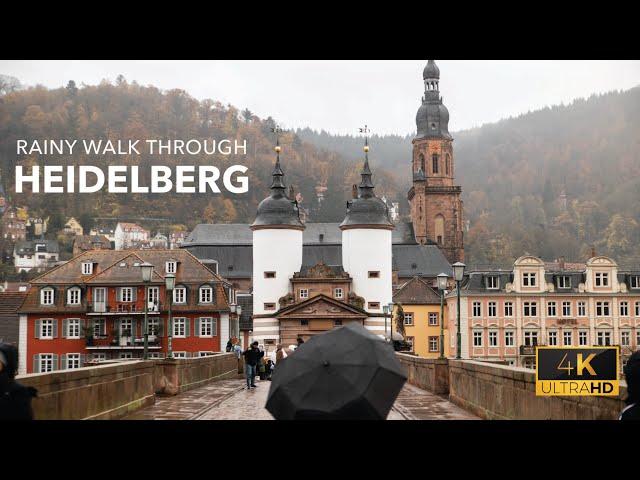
393;277;450;358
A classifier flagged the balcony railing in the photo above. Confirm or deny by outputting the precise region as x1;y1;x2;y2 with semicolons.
87;302;163;314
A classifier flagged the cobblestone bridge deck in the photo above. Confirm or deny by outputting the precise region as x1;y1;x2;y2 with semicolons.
124;377;479;420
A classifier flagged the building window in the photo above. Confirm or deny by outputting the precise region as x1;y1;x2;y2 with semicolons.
93;318;106;337
41;288;54;305
473;331;483;347
504;302;513;317
334;288;343;299
620;301;629;316
368;271;380;279
334;320;342;326
595;272;609;287
173;287;186;304
82;262;93;275
429;336;439;352
522;272;537;287
199;317;215;337
524;331;538;346
596;301;610;316
523;302;537;317
368;302;380;310
432;154;439;174
405;336;414;351
547;301;557;317
637;331;640;347
39;354;54;373
472;301;481;317
199;286;213;304
299;289;309;300
486;276;499;289
428;312;439;326
630;276;640;289
66;319;81;338
166;261;176;274
264;271;276;279
597;331;612;346
579;331;588;346
562;301;571;317
65;353;81;369
489;331;498;347
264;303;276;310
578;301;586;316
173;352;186;359
621;331;631;347
488;302;497;317
147;318;159;335
445;154;450;175
173;318;186;337
548;331;558;346
40;319;54;339
557;276;571;289
92;353;107;362
119;318;132;337
504;331;514;347
403;313;414;326
118;287;133;303
563;331;572;346
67;287;81;305
119;352;133;360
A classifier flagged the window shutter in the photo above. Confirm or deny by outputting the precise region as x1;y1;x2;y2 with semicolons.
52;354;59;371
212;319;218;337
52;319;58;338
132;287;137;302
115;318;121;332
211;287;216;304
185;318;190;337
185;352;191;358
62;319;68;338
35;319;41;339
131;319;137;337
195;318;200;337
61;354;67;369
33;354;40;373
117;288;122;302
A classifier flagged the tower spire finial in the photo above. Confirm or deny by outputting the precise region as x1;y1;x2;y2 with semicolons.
270;124;285;191
357;124;374;197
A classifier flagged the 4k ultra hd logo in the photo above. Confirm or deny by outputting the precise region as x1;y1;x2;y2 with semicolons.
535;347;619;397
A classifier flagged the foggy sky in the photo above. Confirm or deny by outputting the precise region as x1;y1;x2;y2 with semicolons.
1;60;639;136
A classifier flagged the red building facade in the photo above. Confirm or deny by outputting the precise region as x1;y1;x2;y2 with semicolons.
18;249;237;374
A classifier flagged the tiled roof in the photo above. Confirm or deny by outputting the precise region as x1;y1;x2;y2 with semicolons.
0;292;27;314
393;276;441;305
237;294;253;330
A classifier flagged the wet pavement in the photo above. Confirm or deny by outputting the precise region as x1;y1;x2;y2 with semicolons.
124;376;479;420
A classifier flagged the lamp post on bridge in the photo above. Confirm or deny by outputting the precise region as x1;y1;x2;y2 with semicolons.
139;262;154;360
437;272;448;359
452;262;466;360
165;273;175;359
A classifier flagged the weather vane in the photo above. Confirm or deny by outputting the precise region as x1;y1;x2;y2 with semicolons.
271;125;284;154
359;124;370;153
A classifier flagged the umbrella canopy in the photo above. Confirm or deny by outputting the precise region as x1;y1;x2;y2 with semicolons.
266;322;407;420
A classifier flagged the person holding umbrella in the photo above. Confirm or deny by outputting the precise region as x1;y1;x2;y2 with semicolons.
266;323;407;420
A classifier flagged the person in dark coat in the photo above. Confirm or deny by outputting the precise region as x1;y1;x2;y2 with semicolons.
0;343;37;421
242;341;261;389
296;337;305;348
620;350;640;420
226;339;233;352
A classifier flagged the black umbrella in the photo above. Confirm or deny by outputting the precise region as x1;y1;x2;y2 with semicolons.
265;322;407;420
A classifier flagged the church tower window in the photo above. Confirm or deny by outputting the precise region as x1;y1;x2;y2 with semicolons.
435;215;445;245
432;154;439;174
419;154;425;172
445;154;450;175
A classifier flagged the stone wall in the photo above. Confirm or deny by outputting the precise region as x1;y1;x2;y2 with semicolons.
448;359;628;420
396;353;449;395
18;360;156;420
17;352;238;420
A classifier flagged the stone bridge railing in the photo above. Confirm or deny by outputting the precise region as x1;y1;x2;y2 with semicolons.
396;353;628;420
16;353;238;420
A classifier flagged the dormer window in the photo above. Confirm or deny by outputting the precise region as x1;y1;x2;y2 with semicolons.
41;287;54;305
166;261;176;274
630;276;640;289
486;276;499;290
82;262;93;275
557;276;571;289
67;287;81;305
522;272;537;287
199;286;213;304
595;272;609;287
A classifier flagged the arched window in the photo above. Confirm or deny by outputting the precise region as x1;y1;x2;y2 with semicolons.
432;154;439;174
435;215;445;245
445;154;450;175
419;154;425;172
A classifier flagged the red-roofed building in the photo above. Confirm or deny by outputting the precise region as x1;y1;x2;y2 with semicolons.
17;249;240;375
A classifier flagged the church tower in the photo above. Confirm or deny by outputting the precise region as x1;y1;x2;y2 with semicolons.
408;60;464;263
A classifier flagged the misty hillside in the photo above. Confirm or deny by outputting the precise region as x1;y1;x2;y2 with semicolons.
299;87;640;266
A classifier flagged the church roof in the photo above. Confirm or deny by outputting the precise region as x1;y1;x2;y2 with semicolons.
416;60;452;141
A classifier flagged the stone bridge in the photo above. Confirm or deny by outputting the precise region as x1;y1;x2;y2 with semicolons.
16;352;627;420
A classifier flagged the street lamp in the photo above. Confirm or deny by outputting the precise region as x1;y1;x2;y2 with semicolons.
139;262;154;360
437;272;448;359
165;273;175;359
383;304;390;342
236;304;242;343
452;262;466;360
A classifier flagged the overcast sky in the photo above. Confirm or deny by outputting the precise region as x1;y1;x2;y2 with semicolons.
2;60;639;135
